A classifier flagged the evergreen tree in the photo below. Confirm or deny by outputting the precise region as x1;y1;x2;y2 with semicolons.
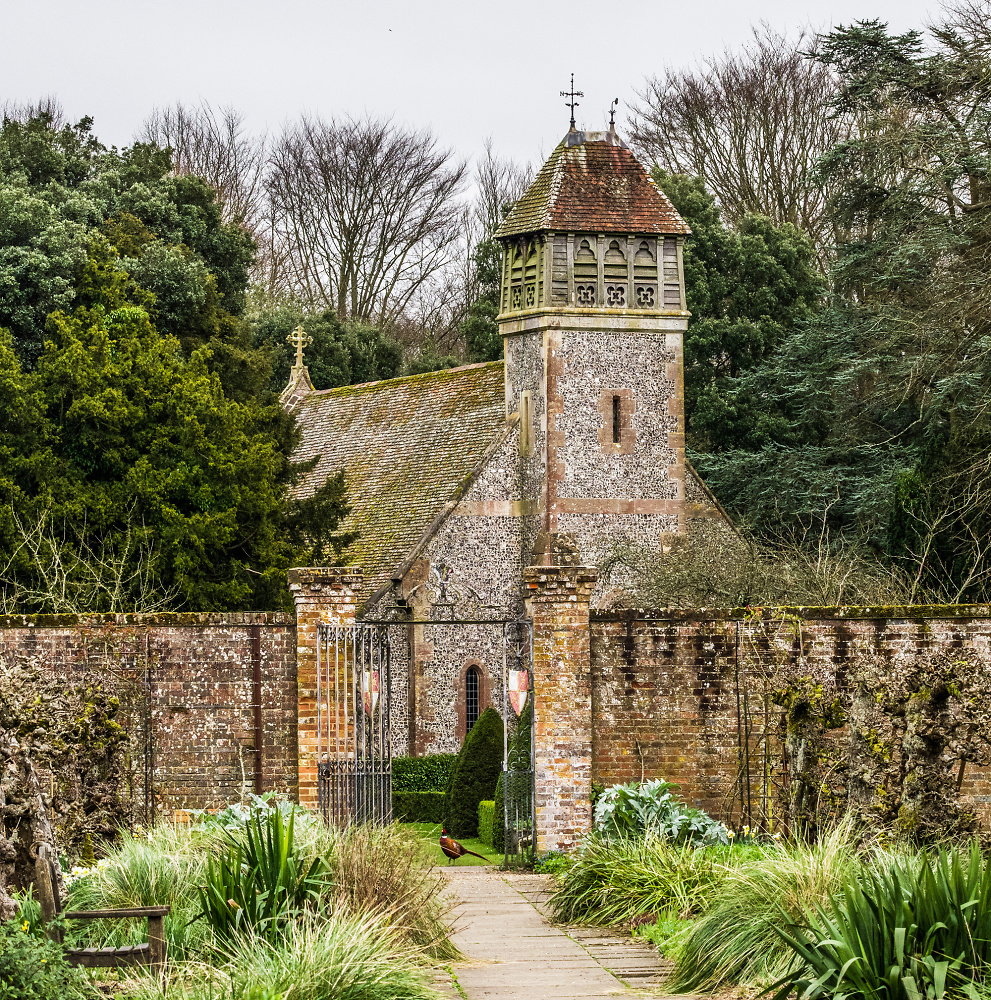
0;111;258;396
461;239;502;363
251;309;404;392
654;169;824;451
444;707;504;840
0;236;351;613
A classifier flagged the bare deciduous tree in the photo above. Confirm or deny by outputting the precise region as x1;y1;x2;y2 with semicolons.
1;95;65;126
630;26;845;260
600;514;916;610
471;137;533;240
140;101;267;232
894;453;991;604
425;139;534;352
0;510;177;615
266;115;467;325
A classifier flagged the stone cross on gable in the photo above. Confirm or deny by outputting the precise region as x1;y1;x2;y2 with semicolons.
287;325;312;370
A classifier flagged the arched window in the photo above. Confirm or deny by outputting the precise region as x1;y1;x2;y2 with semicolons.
465;666;481;732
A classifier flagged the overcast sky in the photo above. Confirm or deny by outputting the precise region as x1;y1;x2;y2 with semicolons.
5;0;938;171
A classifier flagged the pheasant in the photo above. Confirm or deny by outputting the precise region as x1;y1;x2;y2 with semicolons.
440;827;490;864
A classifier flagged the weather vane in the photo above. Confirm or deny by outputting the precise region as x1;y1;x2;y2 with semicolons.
560;74;584;131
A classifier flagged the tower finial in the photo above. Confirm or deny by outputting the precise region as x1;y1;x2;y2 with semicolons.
560;74;584;132
609;98;619;133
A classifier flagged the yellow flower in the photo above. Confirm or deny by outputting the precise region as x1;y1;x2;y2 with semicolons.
21;920;29;932
727;830;735;838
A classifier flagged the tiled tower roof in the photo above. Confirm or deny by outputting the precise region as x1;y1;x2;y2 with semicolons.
495;131;690;239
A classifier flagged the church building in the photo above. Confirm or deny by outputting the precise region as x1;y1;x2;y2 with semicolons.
281;124;728;756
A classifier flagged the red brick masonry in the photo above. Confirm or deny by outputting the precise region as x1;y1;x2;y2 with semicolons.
3;601;989;834
0;612;297;815
590;608;991;826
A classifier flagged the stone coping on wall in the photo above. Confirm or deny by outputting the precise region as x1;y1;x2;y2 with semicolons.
591;604;991;622
0;611;296;629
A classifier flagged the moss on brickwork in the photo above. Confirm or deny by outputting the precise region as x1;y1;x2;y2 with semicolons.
590;613;991;841
591;604;991;622
0;611;294;629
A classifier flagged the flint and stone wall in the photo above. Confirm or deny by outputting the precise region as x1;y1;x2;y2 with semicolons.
0;613;297;815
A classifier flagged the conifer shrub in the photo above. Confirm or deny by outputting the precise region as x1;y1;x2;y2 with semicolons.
493;772;505;852
477;801;495;847
444;707;503;839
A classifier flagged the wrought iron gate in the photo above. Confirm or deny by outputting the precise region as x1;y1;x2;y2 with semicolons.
316;561;536;863
316;623;392;825
502;618;535;867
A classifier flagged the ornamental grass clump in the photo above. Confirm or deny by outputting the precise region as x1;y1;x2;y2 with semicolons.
225;914;442;1000
64;821;215;959
123;912;440;1000
548;834;725;924
301;820;459;961
669;818;862;991
771;842;991;1000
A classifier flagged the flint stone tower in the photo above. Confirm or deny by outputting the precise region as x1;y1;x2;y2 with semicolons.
494;127;692;569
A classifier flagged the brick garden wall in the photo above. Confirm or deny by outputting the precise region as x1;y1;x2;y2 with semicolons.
5;599;991;837
590;608;991;827
0;613;298;816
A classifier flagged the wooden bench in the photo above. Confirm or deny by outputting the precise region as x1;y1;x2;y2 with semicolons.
34;845;170;970
62;905;170;968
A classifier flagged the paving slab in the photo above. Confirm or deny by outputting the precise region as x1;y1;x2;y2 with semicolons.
440;867;670;999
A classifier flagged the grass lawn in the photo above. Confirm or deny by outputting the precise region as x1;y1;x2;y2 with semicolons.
405;822;496;867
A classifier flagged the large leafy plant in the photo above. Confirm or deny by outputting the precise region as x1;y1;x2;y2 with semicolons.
771;843;991;1000
195;807;327;943
594;780;729;845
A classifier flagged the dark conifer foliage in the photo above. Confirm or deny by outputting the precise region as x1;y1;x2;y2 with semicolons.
444;707;504;840
0;112;353;613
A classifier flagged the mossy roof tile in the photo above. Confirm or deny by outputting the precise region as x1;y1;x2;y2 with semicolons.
292;362;507;604
495;132;690;239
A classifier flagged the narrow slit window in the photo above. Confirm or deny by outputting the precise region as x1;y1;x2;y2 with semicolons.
465;667;480;732
520;392;531;455
612;395;621;444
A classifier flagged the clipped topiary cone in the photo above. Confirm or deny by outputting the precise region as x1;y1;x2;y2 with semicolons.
444;707;504;839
